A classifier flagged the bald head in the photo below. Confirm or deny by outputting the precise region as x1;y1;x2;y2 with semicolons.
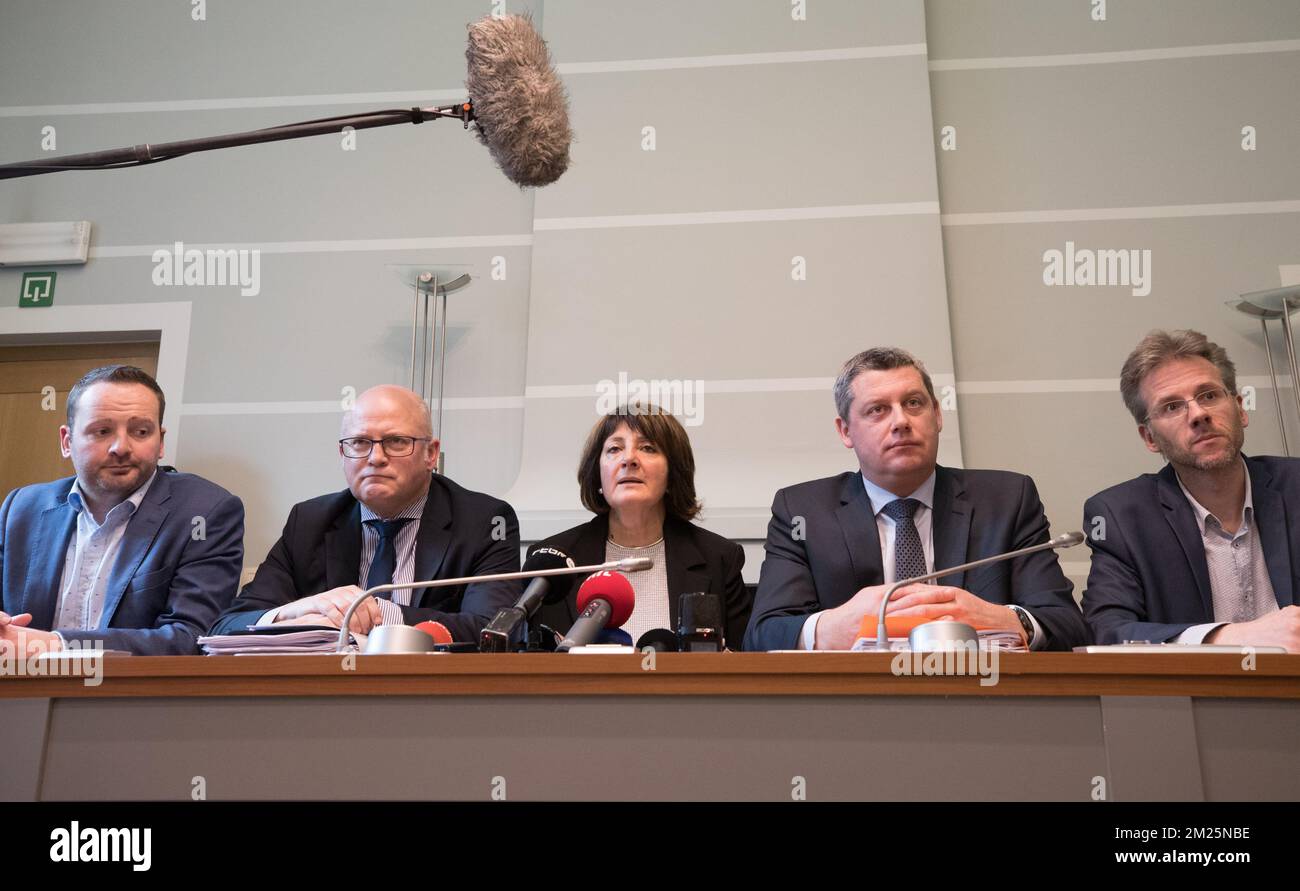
342;385;433;439
339;385;438;517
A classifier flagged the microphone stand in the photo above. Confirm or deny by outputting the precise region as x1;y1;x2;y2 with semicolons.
0;103;475;180
333;557;653;653
871;532;1086;651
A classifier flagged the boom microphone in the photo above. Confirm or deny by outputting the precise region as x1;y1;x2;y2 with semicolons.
465;14;572;187
1;14;573;186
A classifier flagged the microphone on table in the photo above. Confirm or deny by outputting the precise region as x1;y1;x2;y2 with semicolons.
415;622;453;646
479;547;577;652
869;531;1087;651
336;556;653;653
0;14;572;187
678;592;724;652
556;572;636;653
635;628;681;653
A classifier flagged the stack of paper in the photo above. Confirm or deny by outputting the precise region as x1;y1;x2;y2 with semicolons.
198;626;363;655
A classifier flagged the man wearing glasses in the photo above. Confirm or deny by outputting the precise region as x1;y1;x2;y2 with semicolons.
1083;330;1300;651
211;385;520;642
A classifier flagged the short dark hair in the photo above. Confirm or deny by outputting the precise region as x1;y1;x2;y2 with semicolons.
576;403;701;522
834;347;937;421
66;365;166;427
1119;329;1237;424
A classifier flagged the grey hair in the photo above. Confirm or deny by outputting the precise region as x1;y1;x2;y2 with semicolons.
833;347;937;421
1119;329;1237;424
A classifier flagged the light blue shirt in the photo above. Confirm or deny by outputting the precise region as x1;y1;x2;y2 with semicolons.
56;470;158;631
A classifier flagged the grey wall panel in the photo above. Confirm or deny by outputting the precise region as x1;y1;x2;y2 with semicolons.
926;0;1300;61
545;0;924;61
536;57;938;218
0;0;539;106
510;1;957;536
930;54;1300;213
942;216;1300;382
524;218;953;383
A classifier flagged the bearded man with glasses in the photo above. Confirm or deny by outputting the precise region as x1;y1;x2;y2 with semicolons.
1083;330;1300;651
211;385;520;642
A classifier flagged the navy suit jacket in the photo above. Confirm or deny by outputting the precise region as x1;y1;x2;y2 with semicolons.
0;469;244;655
744;466;1087;652
211;473;521;642
1082;455;1299;645
528;514;751;649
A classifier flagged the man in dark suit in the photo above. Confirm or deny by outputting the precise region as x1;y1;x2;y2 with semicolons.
744;347;1086;652
0;365;243;656
1083;330;1299;650
212;385;519;642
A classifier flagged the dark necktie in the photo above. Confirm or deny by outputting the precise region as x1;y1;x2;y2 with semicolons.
365;518;413;590
880;498;927;582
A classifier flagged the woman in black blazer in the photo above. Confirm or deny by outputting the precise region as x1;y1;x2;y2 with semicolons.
529;404;751;649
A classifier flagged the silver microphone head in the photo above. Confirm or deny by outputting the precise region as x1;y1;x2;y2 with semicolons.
1053;531;1087;548
616;557;654;572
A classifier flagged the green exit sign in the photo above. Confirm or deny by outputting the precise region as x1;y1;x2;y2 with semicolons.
19;271;56;307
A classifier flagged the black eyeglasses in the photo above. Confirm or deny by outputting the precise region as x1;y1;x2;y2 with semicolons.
338;436;430;458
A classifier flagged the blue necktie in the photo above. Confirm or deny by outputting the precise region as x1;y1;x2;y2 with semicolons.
365;518;413;590
881;498;926;582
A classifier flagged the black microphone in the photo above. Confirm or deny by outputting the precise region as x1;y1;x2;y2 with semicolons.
479;547;575;652
635;628;680;653
678;592;724;652
465;14;572;187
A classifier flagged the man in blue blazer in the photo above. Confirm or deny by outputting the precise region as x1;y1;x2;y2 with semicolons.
1083;330;1300;650
211;385;520;642
0;365;243;656
745;348;1086;652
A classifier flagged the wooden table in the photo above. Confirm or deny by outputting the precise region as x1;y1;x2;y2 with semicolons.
2;653;1296;801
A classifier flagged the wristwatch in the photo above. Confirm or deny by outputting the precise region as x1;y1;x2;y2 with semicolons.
1009;605;1035;646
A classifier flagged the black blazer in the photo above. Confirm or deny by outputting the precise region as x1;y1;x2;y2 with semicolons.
211;473;521;642
744;466;1087;651
1082;455;1298;644
528;514;751;649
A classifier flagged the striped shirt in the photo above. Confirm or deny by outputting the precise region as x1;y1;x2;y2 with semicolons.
56;470;158;631
359;492;428;626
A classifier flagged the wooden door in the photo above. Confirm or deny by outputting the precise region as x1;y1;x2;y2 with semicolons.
0;342;160;502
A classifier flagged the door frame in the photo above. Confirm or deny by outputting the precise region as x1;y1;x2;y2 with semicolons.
0;301;191;463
